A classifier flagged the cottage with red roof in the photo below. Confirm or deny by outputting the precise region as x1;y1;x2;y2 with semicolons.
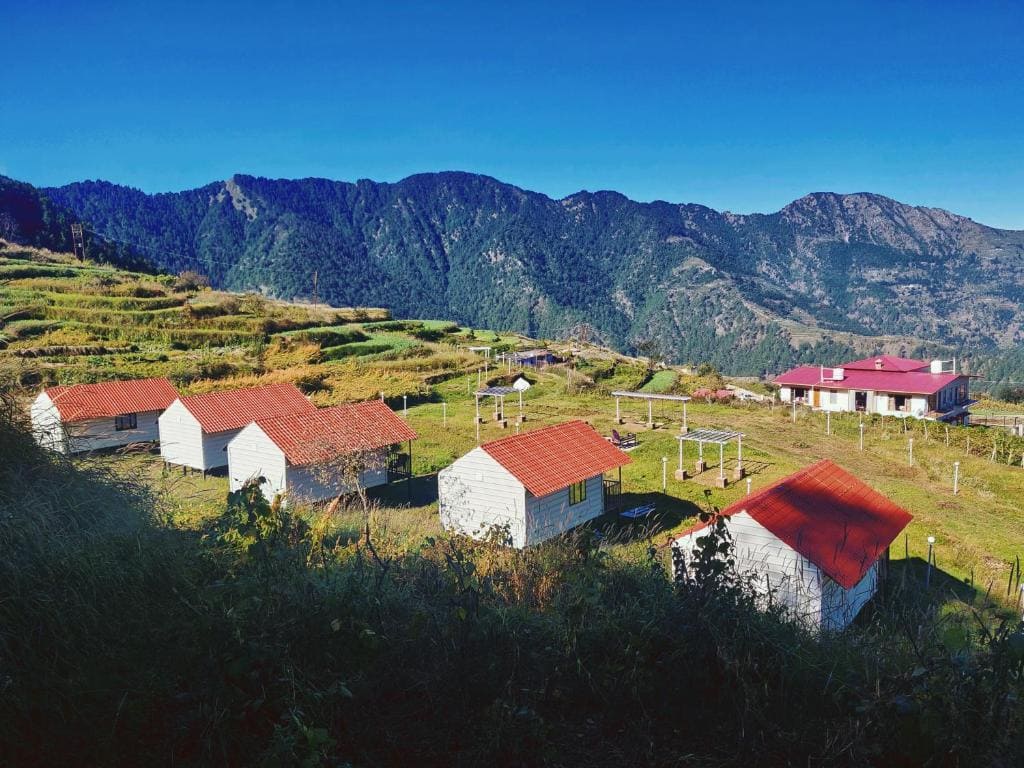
672;460;913;631
774;355;974;424
159;383;315;473
438;420;631;548
226;400;417;503
31;377;178;454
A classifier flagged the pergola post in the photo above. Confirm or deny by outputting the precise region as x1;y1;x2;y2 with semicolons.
717;442;727;488
615;396;621;424
733;435;745;480
682;401;688;433
647;399;653;429
696;440;706;474
675;437;687;480
475;394;481;424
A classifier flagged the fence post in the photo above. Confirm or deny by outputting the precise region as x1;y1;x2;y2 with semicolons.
926;536;935;588
953;461;959;495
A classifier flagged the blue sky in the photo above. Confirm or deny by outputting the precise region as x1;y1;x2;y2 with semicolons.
2;1;1023;227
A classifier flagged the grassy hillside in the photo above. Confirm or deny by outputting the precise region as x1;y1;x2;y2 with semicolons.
2;243;1023;764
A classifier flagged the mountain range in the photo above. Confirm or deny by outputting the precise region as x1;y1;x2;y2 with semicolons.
3;172;1024;378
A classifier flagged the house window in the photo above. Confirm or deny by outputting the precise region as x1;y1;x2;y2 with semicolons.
569;480;587;505
115;413;137;431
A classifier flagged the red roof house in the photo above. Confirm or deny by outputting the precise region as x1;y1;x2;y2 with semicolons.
31;378;179;453
773;355;973;424
226;399;418;502
159;383;316;472
673;460;912;630
439;421;631;547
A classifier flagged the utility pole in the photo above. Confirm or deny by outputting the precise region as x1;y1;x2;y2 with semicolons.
71;223;86;260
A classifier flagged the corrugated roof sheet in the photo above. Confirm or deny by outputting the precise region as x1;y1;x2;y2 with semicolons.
675;460;912;590
255;400;417;466
46;378;178;423
179;383;315;434
481;420;631;498
774;365;960;395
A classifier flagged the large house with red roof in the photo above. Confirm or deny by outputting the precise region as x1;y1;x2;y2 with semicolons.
774;355;974;424
672;460;913;631
159;383;316;472
226;399;417;503
31;378;178;454
438;420;631;548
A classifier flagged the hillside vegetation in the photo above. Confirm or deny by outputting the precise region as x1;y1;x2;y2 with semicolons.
35;172;1024;381
2;245;1024;765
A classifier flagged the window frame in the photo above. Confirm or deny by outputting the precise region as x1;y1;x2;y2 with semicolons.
114;413;138;431
569;479;587;506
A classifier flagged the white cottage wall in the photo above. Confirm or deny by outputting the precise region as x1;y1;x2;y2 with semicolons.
524;474;605;545
30;393;66;453
226;423;288;500
438;448;527;547
674;511;824;626
159;400;206;469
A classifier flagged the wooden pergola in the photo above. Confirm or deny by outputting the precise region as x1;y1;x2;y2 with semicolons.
611;390;691;431
676;428;745;487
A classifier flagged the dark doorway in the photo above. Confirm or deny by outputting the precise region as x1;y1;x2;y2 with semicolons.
855;391;867;411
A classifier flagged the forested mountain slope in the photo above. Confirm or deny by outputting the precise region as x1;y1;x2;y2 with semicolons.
27;172;1024;375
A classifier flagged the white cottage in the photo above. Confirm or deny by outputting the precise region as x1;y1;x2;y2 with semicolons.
159;383;315;472
30;378;178;454
672;459;912;631
226;399;417;503
439;420;631;548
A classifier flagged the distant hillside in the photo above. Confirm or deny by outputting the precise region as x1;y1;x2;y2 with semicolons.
0;176;151;272
28;172;1024;376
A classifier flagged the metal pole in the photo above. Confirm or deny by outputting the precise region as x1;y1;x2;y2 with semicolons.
746;477;752;495
403;395;407;417
908;438;914;466
518;390;523;419
953;461;959;494
826;411;831;435
662;456;668;491
791;399;796;423
615;397;620;423
859;422;864;451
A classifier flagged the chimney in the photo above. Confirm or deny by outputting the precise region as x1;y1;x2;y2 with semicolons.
874;358;883;370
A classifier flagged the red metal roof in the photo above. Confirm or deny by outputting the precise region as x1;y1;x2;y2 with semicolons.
839;355;929;372
179;383;315;434
774;365;961;395
45;378;178;423
481;420;631;498
675;460;912;590
254;400;417;466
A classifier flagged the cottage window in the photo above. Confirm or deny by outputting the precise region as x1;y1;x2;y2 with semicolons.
115;413;138;431
569;480;587;505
